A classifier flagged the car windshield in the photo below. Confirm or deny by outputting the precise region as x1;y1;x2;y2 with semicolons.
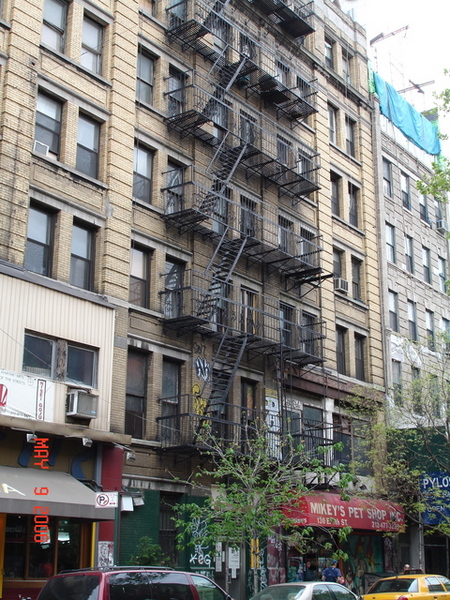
251;585;307;600
39;575;100;600
368;579;419;593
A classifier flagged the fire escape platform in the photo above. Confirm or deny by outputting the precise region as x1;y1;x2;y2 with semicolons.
253;0;315;38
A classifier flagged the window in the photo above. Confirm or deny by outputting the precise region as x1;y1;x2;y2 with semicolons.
35;92;62;158
422;246;431;284
70;223;94;290
392;359;402;405
159;494;181;565
240;111;256;144
304;406;324;458
133;144;153;202
342;50;352;83
405;235;414;273
348;183;358;227
435;198;444;222
351;257;362;300
164;259;184;318
388;290;399;332
345;117;356;157
401;172;411;209
76;114;100;178
302;311;316;356
300;227;315;265
426;309;435;350
441;318;450;352
382;159;392;197
438;256;447;293
125;350;147;438
354;334;365;381
277;136;291;166
4;515;89;578
336;326;346;375
407;300;417;341
324;38;334;69
42;0;67;52
241;288;256;334
240;195;256;237
280;302;294;347
278;216;293;254
333;416;370;474
330;171;341;216
161;358;181;444
212;186;229;235
166;162;184;213
137;49;154;105
168;67;185;117
386;223;396;263
130;246;150;307
25;206;54;277
23;333;97;387
240;33;256;59
81;16;103;75
328;105;337;144
333;248;343;277
419;194;429;223
241;379;256;438
275;61;289;86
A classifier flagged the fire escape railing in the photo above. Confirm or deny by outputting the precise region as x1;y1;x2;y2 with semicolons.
161;165;323;285
156;397;338;460
164;74;320;202
166;0;317;122
246;0;315;38
159;268;325;365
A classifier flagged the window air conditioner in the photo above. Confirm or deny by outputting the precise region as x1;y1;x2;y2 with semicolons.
34;140;50;156
334;277;349;293
66;389;98;419
436;220;448;234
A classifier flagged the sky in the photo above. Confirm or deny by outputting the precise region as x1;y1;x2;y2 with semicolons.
340;0;449;153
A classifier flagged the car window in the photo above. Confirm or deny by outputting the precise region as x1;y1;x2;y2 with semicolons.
251;585;306;600
438;578;450;592
40;575;101;600
190;575;227;600
109;572;152;600
149;572;194;600
327;584;355;600
312;584;334;600
426;578;445;593
368;579;418;593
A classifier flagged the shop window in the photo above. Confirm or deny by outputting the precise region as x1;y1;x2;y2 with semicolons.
4;515;88;578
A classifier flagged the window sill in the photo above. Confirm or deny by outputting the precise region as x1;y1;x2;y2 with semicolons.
32;152;109;190
40;44;112;88
329;141;362;166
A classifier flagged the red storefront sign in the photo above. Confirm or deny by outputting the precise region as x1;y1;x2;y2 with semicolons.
286;492;404;532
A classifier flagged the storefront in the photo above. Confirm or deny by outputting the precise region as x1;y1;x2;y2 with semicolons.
285;492;405;595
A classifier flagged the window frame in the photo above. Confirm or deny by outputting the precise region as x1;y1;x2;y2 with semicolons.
324;37;334;69
405;234;414;274
336;326;347;375
388;290;399;332
438;256;447;293
328;104;337;145
42;0;67;53
81;15;103;75
167;66;186;117
137;48;155;106
386;223;396;263
133;144;154;203
125;349;147;439
70;222;95;291
401;172;411;210
422;246;431;284
354;333;365;381
348;182;359;227
426;309;435;351
330;171;341;217
35;92;62;159
382;159;392;197
76;113;100;179
25;205;55;277
345;116;356;157
407;300;418;341
130;246;150;307
351;256;362;300
23;333;98;388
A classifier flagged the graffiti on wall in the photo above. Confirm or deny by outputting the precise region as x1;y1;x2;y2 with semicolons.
189;517;213;573
195;357;211;382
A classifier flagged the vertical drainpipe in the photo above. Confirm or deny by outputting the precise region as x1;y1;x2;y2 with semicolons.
94;442;103;566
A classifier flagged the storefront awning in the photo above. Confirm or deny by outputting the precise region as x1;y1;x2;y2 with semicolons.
286;492;404;532
0;465;115;520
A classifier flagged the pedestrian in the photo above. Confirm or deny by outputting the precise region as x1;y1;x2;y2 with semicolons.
402;564;411;574
322;560;343;583
303;560;315;581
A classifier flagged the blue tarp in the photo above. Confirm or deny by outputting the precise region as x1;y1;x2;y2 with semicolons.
373;71;441;156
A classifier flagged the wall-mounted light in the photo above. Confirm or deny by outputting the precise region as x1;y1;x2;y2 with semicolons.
26;433;38;444
126;452;136;462
82;437;93;447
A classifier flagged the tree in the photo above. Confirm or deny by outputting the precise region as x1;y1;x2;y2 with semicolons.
174;421;353;595
357;335;450;540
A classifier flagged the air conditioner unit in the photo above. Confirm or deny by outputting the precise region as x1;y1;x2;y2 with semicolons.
334;277;349;293
33;140;49;156
66;389;98;419
436;220;448;234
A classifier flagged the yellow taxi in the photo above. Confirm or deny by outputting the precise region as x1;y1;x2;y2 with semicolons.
362;574;450;600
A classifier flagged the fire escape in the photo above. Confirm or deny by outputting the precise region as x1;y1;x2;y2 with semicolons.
157;0;329;454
